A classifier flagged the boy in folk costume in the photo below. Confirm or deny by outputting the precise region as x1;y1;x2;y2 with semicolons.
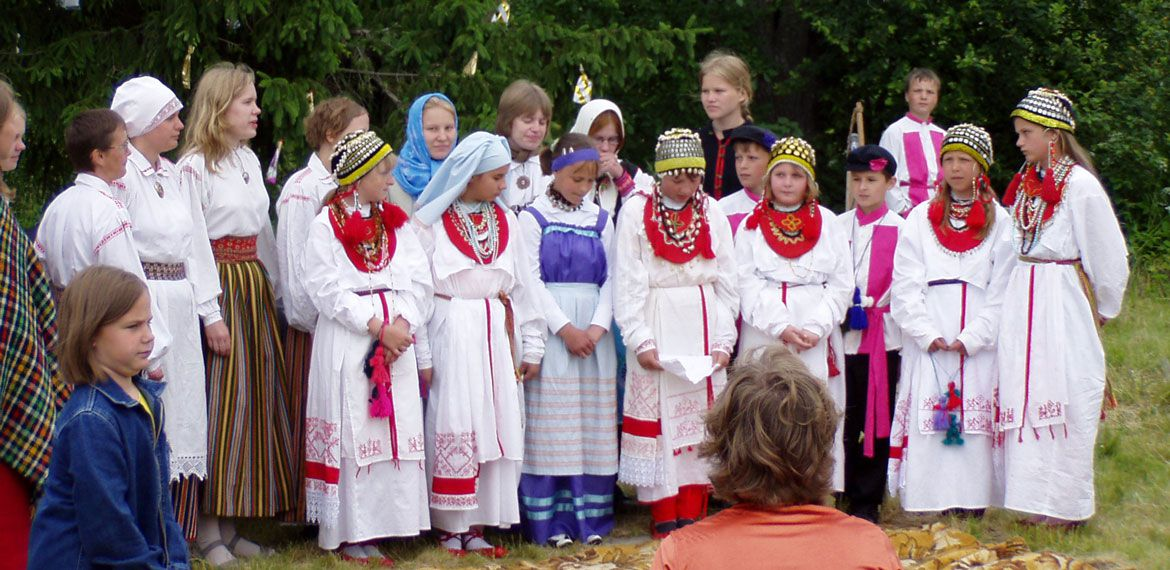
716;125;776;235
879;68;946;216
412;131;546;557
889;124;1014;515
997;88;1128;526
834;145;904;523
301;130;430;564
733;137;851;492
615;128;739;538
517;134;618;548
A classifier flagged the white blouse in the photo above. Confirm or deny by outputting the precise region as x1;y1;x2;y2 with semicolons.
502;155;550;212
276;154;336;331
116;147;222;324
516;193;615;335
177;146;281;296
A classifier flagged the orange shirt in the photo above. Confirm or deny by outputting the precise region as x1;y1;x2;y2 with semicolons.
653;503;902;570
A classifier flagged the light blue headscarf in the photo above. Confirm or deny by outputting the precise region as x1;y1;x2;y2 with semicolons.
414;131;512;225
393;93;459;198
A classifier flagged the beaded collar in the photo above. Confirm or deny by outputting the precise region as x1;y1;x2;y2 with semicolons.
745;199;822;259
1003;157;1074;255
643;187;714;264
443;200;510;264
547;183;582;212
327;192;409;272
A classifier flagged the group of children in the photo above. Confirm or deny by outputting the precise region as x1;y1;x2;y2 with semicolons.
0;50;1130;569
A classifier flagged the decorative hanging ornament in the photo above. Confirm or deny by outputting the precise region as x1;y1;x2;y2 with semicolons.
266;139;283;185
462;50;479;77
306;90;315;115
573;65;593;105
491;1;511;24
181;44;195;89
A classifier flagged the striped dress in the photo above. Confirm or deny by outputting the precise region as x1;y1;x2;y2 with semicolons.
516;195;618;543
178;148;296;517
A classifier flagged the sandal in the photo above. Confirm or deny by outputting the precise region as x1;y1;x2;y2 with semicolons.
463;528;508;558
226;533;275;558
437;531;467;557
197;539;239;568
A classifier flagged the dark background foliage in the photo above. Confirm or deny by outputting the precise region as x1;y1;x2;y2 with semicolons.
2;0;1166;268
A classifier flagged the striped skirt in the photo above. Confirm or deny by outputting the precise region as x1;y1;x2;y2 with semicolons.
281;327;312;522
203;253;295;517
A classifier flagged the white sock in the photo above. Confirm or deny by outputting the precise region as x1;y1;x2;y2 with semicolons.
219;518;264;557
195;515;236;566
463;532;493;550
341;544;368;559
363;544;386;558
440;533;464;550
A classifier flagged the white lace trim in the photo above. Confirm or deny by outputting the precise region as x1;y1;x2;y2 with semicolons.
169;454;208;482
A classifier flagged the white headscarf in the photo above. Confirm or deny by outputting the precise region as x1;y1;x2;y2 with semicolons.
110;76;183;138
569;99;625;140
413;131;512;225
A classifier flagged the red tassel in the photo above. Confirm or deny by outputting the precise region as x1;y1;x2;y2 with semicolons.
927;199;944;226
343;209;372;245
368;346;394;418
1003;172;1023;206
1041;171;1061;203
945;381;962;411
967;196;986;232
381;202;409;230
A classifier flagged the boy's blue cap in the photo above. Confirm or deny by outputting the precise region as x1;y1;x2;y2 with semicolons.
846;144;897;177
726;125;778;151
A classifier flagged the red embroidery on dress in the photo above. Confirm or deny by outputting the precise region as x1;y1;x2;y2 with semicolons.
408;434;425;454
93;221;134;255
433;431;478;478
1036;400;1064;420
358;439;383;460
745;200;823;259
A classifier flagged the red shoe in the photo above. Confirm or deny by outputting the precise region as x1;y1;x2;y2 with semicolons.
339;552;371;565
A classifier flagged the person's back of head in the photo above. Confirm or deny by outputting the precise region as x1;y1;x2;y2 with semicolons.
701;345;839;506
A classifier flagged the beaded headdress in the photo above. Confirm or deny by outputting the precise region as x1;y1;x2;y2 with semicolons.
1010;87;1076;133
767;136;816;181
654;128;706;177
331;130;393;186
940;123;994;172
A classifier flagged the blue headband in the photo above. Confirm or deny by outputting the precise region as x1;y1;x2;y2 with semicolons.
551;148;600;172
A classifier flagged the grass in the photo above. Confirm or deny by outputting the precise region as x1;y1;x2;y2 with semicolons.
210;273;1170;569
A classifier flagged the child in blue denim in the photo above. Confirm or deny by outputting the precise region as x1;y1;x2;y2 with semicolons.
29;266;188;569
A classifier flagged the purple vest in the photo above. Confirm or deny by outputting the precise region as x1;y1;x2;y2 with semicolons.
525;207;609;286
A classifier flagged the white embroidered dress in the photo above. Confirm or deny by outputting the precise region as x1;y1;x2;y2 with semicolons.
275;153;335;333
996;166;1129;521
888;202;1014;511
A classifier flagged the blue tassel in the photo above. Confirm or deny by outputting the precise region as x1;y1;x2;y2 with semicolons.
847;287;868;330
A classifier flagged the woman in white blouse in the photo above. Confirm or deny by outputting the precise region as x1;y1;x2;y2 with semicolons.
177;62;292;566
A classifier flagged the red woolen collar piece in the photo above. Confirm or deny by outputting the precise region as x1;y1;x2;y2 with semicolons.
746;200;822;259
442;202;510;265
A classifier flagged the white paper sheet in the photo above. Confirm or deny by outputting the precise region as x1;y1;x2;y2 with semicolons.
658;354;717;384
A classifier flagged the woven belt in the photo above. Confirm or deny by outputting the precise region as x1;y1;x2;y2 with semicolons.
356;287;391;297
1018;256;1081;265
210;235;258;262
927;278;965;287
141;261;186;281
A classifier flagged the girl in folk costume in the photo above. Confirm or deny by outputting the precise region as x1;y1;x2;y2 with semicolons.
177;62;293;565
275;96;369;523
733;137;850;492
835;144;904;523
997;88;1128;525
35;110;172;370
110;76;222;541
0;80;60;570
888;124;1013;514
697;51;753;199
392;92;459;212
302;130;431;564
413;131;546;557
496;80;552;212
568;99;655;218
615;128;739;538
517;134;617;548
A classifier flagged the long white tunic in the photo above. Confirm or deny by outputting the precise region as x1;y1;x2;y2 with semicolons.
888;202;1014;511
34;172;172;363
177;146;280;294
879;114;946;215
614;192;738;502
114;147;221;480
416;205;545;531
734;204;851;491
275;153;335;332
997;166;1129;521
302;205;432;548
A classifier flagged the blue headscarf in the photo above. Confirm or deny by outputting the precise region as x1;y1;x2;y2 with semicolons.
414;131;512;225
393;93;459;199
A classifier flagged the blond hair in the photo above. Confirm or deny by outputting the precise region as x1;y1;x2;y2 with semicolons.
699;51;753;122
905;68;941;93
424;96;456;118
1055;130;1097;176
180;62;256;172
57;266;149;385
0;79;23;201
701;345;839;506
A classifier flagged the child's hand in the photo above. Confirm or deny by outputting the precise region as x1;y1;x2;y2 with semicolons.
519;361;541;382
204;321;231;356
419;368;433;387
636;348;664;371
928;337;947;352
380;317;414;358
711;351;730;371
558;324;595;358
780;326;815;351
946;339;968;356
585;325;607;344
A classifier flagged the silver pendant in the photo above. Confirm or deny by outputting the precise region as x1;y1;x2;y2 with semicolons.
242;170;250;184
154;181;165;198
517;175;530;190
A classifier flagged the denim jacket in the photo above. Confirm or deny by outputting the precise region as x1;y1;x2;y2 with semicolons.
28;377;189;569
